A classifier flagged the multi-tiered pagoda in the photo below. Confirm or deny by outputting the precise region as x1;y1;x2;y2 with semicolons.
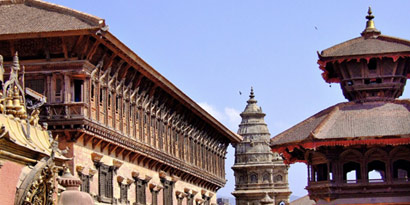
271;8;410;204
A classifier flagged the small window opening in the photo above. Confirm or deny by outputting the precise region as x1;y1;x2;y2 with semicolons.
314;163;328;181
108;93;111;108
343;161;361;183
347;81;353;86
91;84;94;99
368;58;377;71
56;78;62;97
250;173;258;183
393;159;410;181
368;160;386;183
74;80;83;102
116;96;120;111
99;88;103;104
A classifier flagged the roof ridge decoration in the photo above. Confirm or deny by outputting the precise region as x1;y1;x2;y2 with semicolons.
361;7;381;39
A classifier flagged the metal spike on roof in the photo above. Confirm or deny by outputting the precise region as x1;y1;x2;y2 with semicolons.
361;6;381;38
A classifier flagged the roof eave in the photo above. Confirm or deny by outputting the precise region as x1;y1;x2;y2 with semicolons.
102;32;242;143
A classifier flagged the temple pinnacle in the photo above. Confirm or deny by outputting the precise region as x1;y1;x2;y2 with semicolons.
361;6;380;38
250;87;255;99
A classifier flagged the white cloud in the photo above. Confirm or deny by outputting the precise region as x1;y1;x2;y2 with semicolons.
198;102;241;131
224;107;241;131
198;102;224;121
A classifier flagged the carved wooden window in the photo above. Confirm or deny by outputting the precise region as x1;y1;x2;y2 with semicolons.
79;173;91;193
119;183;128;204
96;163;113;203
393;159;410;180
26;78;45;94
55;77;62;102
108;93;112;109
151;189;159;205
250;173;258;183
99;88;104;105
135;179;147;205
73;79;83;102
202;194;210;205
162;179;174;205
115;96;120;112
187;195;194;205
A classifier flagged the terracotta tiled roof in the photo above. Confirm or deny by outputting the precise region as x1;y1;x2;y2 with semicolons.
0;0;104;35
320;35;410;58
271;100;410;146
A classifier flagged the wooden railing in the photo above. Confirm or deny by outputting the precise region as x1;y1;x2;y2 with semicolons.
41;102;89;119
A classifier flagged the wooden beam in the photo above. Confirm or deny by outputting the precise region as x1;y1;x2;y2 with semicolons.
107;144;118;155
61;37;68;60
86;39;100;61
83;135;93;146
115;147;124;158
92;138;103;149
100;141;109;152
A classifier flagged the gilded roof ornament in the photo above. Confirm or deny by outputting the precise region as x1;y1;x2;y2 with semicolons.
361;7;381;38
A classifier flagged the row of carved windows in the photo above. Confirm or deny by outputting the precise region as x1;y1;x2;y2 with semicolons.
83;163;175;204
309;158;410;183
90;81;226;177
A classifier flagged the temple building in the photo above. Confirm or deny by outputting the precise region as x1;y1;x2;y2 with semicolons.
0;0;241;204
233;88;290;205
271;8;410;204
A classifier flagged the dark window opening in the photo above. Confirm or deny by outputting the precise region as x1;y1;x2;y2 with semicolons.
162;179;174;205
135;179;147;204
314;163;328;181
393;159;410;181
119;183;128;204
97;164;113;203
368;58;377;71
343;161;361;183
74;80;83;102
368;160;386;183
26;79;45;94
108;93;111;108
347;81;353;86
99;88;103;104
79;173;90;193
55;78;62;97
250;173;258;183
116;96;120;112
91;84;94;99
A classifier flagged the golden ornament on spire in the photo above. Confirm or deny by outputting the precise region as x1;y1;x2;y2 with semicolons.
361;6;381;38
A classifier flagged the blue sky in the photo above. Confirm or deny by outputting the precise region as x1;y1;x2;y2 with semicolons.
49;0;410;199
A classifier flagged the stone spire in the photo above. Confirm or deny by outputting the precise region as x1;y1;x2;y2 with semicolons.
232;87;290;205
236;87;273;161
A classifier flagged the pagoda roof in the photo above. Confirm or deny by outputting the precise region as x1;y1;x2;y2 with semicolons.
271;100;410;147
0;0;104;36
319;35;410;60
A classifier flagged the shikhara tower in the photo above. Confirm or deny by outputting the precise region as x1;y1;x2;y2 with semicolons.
232;88;290;205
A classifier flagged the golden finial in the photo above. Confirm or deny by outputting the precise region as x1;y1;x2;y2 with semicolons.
361;7;381;38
